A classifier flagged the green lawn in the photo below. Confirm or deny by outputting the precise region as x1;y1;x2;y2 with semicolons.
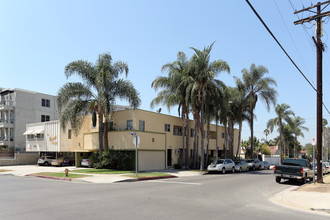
0;170;11;172
126;172;173;178
72;169;134;175
32;172;89;178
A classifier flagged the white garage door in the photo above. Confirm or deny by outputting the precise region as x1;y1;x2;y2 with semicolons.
138;151;165;171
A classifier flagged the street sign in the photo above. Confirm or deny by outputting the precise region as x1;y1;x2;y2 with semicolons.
133;135;140;148
312;138;316;146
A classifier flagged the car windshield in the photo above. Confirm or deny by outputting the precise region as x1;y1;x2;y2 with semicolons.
246;159;254;163
212;160;224;165
234;161;241;165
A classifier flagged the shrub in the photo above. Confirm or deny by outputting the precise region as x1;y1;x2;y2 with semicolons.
93;148;135;170
173;163;182;169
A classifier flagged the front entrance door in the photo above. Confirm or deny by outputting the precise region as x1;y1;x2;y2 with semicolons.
167;149;172;166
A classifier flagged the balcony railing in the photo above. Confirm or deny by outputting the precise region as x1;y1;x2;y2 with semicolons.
0;119;8;123
0;100;13;106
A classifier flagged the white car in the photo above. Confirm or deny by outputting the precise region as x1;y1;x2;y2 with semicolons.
81;159;93;167
324;162;330;174
37;156;55;166
207;159;236;174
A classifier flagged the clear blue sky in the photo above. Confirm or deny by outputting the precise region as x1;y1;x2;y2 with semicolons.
1;0;329;145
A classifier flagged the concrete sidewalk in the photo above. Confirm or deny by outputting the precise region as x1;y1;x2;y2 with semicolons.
271;175;330;216
0;165;203;183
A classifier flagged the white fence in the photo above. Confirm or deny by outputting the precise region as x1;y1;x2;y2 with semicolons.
262;154;280;165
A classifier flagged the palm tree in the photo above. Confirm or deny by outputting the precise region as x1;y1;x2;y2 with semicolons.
291;116;308;158
264;129;270;141
266;103;294;162
151;51;190;168
187;42;230;170
57;53;140;153
241;64;277;157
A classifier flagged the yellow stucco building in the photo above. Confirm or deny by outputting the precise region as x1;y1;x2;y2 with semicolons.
72;109;240;170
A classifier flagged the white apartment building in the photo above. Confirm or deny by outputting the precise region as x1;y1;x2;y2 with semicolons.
0;88;59;153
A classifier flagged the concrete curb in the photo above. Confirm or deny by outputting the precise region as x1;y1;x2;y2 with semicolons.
26;174;72;181
137;175;177;181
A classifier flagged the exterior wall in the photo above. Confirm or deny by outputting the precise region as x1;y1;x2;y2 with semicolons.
138;151;165;171
25;120;72;153
0;153;39;166
0;88;58;153
71;109;240;170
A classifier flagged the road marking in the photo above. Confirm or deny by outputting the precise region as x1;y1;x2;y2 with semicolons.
149;180;202;185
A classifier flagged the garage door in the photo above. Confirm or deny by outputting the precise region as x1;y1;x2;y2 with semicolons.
138;151;165;171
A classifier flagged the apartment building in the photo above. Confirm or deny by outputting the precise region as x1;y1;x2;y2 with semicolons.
24;108;240;170
0;88;58;155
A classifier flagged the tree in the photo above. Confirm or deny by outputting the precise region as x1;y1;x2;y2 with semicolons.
291;116;308;158
260;144;271;155
264;129;270;141
57;53;140;153
266;103;294;162
151;51;190;168
187;42;230;170
241;64;277;157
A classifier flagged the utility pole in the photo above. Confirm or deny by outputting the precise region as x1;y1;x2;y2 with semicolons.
294;1;330;183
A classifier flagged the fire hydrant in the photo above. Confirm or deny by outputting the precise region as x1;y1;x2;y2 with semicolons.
64;168;69;177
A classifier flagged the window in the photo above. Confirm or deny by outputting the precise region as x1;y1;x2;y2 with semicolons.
164;124;170;132
127;120;133;130
41;115;50;122
210;131;216;139
41;98;50;107
152;138;155;142
139;120;145;132
68;129;72;139
190;128;195;137
173;126;182;136
221;132;225;139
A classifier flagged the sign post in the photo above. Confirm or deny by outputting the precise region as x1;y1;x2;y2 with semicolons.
130;132;140;177
312;138;316;185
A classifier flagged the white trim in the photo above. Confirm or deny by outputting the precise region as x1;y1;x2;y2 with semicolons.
23;130;34;135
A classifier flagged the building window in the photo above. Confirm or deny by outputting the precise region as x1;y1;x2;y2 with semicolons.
139;120;145;132
221;132;225;139
191;128;195;137
127;120;133;130
68;129;72;139
152;138;155;142
164;124;170;132
36;133;44;140
173;126;182;136
41;115;50;122
41;98;50;107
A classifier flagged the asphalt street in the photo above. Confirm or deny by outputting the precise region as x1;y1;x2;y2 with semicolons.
0;170;325;220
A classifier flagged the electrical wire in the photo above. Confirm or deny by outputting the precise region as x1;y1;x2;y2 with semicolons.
245;0;330;115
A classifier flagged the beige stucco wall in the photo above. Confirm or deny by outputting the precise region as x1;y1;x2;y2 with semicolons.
0;153;39;165
138;151;165;171
71;109;240;168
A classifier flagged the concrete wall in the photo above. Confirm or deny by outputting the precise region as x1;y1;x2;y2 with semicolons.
0;153;39;166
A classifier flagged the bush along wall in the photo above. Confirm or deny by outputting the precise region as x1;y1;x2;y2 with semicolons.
92;149;135;170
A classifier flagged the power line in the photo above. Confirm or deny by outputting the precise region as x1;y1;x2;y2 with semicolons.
245;0;330;115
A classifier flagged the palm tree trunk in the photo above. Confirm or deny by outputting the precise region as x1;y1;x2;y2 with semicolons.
279;126;283;163
205;121;210;168
216;116;219;161
185;111;189;169
224;122;228;158
103;117;109;151
200;103;205;171
228;119;234;159
235;121;243;159
193;121;198;169
250;107;254;158
98;110;104;153
181;108;185;168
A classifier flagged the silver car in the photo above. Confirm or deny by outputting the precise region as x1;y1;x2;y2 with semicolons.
234;161;249;172
207;159;236;174
246;158;261;170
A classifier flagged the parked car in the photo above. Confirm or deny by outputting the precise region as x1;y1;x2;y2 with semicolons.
274;158;313;184
81;158;93;167
246;158;261;170
311;162;326;175
51;157;75;166
260;161;270;170
207;159;236;174
234;160;249;172
324;162;330;174
37;156;55;166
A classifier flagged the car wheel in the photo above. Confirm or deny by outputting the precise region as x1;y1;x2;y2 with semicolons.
267;166;270;170
60;163;63;167
44;161;49;166
303;175;307;184
222;168;226;174
232;167;235;173
276;177;281;183
253;166;256;171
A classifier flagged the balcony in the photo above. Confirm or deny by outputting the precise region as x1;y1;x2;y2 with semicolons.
0;100;14;111
0;136;13;146
0;119;14;128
